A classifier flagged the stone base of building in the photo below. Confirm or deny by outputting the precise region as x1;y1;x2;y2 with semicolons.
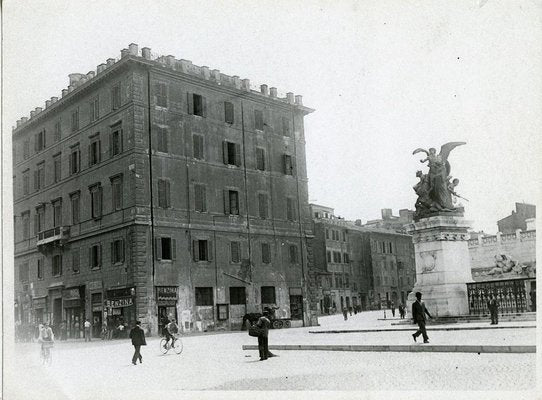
405;213;474;317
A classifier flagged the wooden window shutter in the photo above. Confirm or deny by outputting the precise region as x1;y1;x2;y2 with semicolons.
165;181;171;207
282;155;288;174
97;186;103;216
223;190;230;214
222;141;228;164
97;244;102;267
207;240;213;261
120;239;125;262
187;92;194;114
88;144;92;167
155;237;162;260
201;185;207;212
109;133;113;158
234;143;241;166
43;130;46;148
97;140;101;163
171;239;176;260
192;240;199;262
158;180;164;207
34;134;38;152
291;156;296;176
34;171;38;190
34;214;38;234
202;96;207;118
111;241;115;263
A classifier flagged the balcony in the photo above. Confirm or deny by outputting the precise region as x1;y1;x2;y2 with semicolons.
37;226;70;252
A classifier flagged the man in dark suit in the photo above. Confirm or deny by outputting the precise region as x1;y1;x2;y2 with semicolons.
487;295;499;325
129;321;146;365
412;292;432;343
256;310;271;361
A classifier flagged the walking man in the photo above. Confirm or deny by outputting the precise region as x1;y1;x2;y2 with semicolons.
84;319;91;341
412;292;432;343
487;294;499;325
129;321;146;365
342;307;348;321
391;301;396;317
256;310;271;361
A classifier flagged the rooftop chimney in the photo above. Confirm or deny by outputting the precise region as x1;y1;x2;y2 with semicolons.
381;208;393;220
106;58;115;67
51;96;58;103
201;66;210;80
97;63;106;73
35;107;43;114
212;69;220;81
16;119;22;127
121;48;129;58
286;92;295;104
62;89;68;97
180;59;192;73
166;55;175;67
69;73;84;86
295;95;303;105
21;117;28;123
232;76;241;89
270;87;277;98
68;85;74;93
30;110;36;118
86;71;95;79
260;84;269;96
45;100;51;108
128;43;138;56
242;79;250;91
141;47;151;60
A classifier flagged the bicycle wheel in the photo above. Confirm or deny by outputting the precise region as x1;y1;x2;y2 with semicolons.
159;338;169;354
172;337;183;355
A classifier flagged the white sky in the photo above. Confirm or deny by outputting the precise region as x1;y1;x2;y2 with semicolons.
3;0;541;233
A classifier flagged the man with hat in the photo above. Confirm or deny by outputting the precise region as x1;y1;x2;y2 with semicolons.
256;310;271;361
129;321;146;365
412;292;432;343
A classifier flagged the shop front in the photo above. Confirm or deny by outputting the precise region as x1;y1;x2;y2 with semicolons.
156;286;178;333
89;280;103;338
63;286;85;339
32;296;47;325
48;285;64;334
105;287;136;338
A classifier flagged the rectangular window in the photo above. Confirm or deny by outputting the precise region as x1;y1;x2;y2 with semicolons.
224;102;234;124
72;249;80;273
37;258;44;279
193;94;204;117
261;286;276;304
289;245;298;264
35;162;45;191
224;190;239;215
326;250;331;263
112;84;121;110
23;170;30;195
35;206;45;234
344;253;350;263
282;116;290;137
70;192;80;224
156;237;176;261
283;154;294;175
53;154;61;183
90;97;99;122
158;179;171;208
88;136;101;166
286;198;296;221
342;231;347;242
258;193;268;219
254;109;264;131
195;287;213;306
229;287;246;305
69;144;81;174
19;263;29;282
111;176;123;211
89;184;103;219
54;121;61;142
192;239;212;262
194;184;207;212
52;199;62;227
22;211;30;239
156;127;168;153
155;82;167;107
89;244;101;269
110;124;123;157
35;130;46;152
111;239;125;264
389;242;393;253
256;148;265;171
71;108;79;132
325;229;329;239
23;140;30;159
192;134;204;160
52;255;62;276
230;241;241;263
223;141;241;166
261;243;271;264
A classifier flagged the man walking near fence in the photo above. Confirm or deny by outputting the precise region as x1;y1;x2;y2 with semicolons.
487;294;499;325
412;292;432;343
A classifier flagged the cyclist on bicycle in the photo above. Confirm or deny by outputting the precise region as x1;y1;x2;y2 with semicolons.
164;318;179;349
38;322;55;361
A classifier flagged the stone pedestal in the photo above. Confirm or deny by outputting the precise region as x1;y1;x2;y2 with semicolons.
406;214;474;317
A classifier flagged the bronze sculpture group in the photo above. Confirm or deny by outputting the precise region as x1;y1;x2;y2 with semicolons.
412;142;466;221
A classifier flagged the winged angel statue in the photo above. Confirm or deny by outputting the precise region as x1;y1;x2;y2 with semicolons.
412;142;466;220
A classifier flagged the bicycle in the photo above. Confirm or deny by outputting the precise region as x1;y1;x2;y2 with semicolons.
159;334;183;355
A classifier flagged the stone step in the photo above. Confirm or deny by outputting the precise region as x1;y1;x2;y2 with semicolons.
308;325;535;334
242;344;535;354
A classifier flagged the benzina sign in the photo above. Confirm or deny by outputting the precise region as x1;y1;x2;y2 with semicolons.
104;298;133;308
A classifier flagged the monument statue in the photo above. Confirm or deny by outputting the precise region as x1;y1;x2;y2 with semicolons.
412;142;466;220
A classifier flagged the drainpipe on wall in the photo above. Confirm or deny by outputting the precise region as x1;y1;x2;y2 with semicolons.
147;69;157;334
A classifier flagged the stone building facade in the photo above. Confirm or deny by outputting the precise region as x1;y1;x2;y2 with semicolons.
13;44;315;337
497;203;536;234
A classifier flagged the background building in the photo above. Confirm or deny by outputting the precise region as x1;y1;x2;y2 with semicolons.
362;208;414;234
309;204;416;313
497;203;536;234
13;44;316;336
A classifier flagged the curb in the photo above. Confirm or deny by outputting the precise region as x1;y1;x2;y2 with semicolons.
242;344;536;353
308;325;536;334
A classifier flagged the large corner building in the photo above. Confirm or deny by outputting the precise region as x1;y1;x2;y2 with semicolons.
13;44;315;337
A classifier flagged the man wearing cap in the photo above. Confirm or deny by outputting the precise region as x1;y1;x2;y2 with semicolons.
129;321;146;365
412;292;432;343
256;310;271;361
